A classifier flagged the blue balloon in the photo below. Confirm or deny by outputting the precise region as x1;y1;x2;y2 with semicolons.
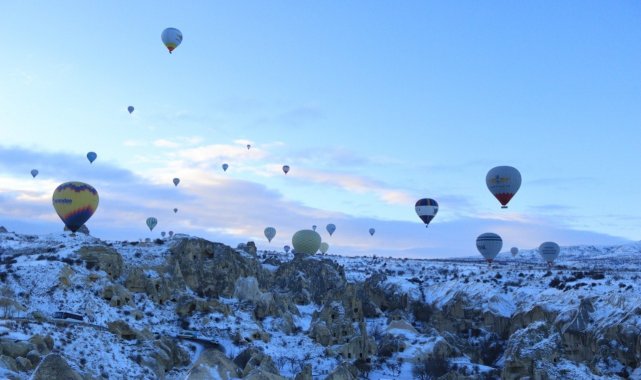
86;152;97;163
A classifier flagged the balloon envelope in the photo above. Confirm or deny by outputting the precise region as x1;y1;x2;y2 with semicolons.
415;198;439;227
52;182;99;233
510;247;519;257
127;106;134;114
312;225;317;231
222;163;229;172
168;231;174;237
282;165;290;174
146;217;158;231
476;233;502;262
161;27;182;53
173;178;180;186
247;144;251;150
539;242;560;264
326;223;336;236
161;231;166;237
173;208;178;213
486;166;521;208
86;152;97;163
292;230;321;255
30;169;38;178
320;242;329;254
264;227;276;243
369;228;375;236
283;245;290;253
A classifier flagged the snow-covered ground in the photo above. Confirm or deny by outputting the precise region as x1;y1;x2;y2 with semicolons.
1;230;640;379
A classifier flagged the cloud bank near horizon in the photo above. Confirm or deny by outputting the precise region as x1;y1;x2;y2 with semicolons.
0;145;631;258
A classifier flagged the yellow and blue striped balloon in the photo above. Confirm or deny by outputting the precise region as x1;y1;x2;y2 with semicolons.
52;182;99;233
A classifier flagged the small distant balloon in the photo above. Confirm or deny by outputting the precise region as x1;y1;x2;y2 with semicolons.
168;231;174;237
369;228;375;236
312;225;317;231
173;178;180;187
510;247;519;257
283;245;290;253
282;165;290;174
127;106;134;114
173;208;178;213
246;144;251;150
161;231;166;238
146;217;158;231
52;182;99;233
326;223;336;236
264;227;276;243
161;27;182;54
86;152;97;164
30;169;38;178
222;163;229;172
320;242;329;255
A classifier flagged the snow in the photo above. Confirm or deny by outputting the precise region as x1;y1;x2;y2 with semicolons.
2;231;641;378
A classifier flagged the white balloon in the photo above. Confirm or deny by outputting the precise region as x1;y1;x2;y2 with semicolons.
486;166;521;208
539;242;560;265
476;233;502;262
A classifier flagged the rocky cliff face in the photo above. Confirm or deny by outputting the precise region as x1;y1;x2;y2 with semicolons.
1;230;641;379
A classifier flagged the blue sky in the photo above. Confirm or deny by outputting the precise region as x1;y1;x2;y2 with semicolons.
0;1;640;258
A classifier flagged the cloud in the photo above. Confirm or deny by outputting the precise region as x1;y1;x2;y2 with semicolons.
526;176;597;188
0;145;631;259
274;104;324;127
153;137;203;149
284;167;415;206
171;143;268;166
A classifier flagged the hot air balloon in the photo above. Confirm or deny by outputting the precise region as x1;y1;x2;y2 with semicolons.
369;228;376;236
283;245;290;254
168;231;174;237
247;144;251;150
539;242;560;267
415;198;438;227
486;166;521;208
161;231;166;238
320;242;329;255
173;178;180;187
222;163;229;172
161;27;182;54
30;169;38;178
312;225;317;231
264;227;276;243
476;232;502;264
127;106;134;114
173;208;178;213
292;230;321;255
282;165;290;174
510;247;519;257
86;152;97;164
146;217;158;231
52;182;99;233
326;223;336;236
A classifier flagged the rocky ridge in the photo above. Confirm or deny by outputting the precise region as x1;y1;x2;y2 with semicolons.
0;228;640;379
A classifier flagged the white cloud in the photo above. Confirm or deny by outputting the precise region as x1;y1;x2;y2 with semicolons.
0;145;631;259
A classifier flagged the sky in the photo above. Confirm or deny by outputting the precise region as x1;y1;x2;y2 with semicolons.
0;1;640;258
